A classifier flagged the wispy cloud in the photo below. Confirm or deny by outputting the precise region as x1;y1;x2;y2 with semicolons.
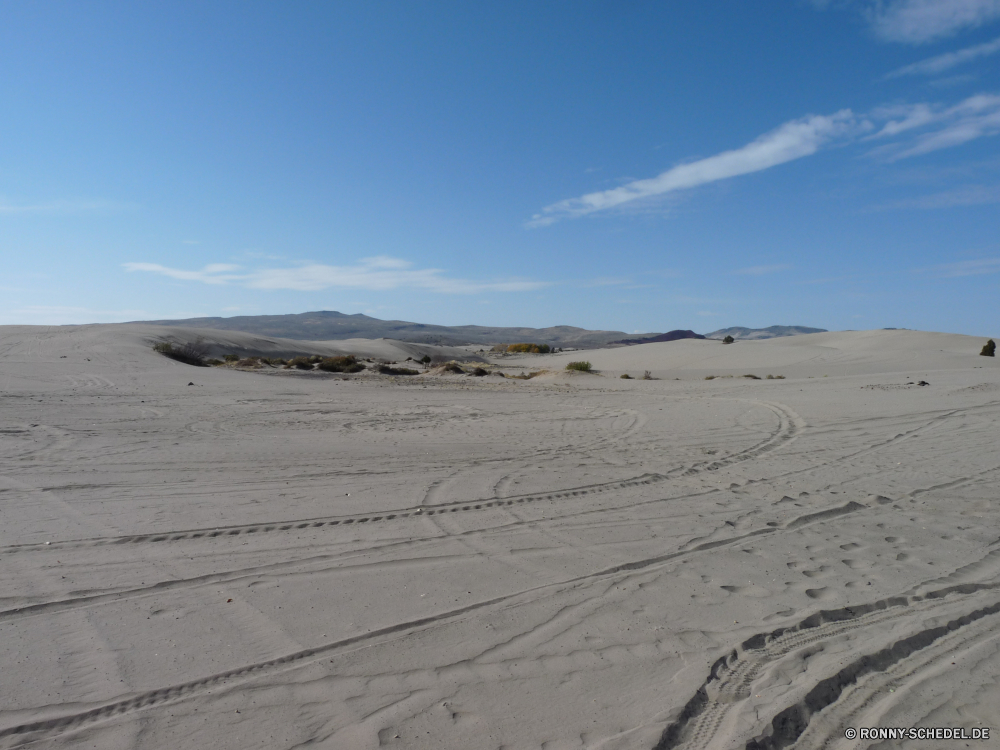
528;111;859;226
868;92;1000;158
124;256;550;295
124;263;241;285
869;0;1000;43
733;264;792;276
0;198;136;214
1;306;150;325
884;34;1000;77
873;184;1000;209
917;257;1000;276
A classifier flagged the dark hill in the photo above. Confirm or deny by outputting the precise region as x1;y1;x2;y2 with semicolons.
611;330;706;345
132;310;662;349
705;325;827;340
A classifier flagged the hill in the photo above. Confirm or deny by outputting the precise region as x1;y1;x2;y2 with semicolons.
132;310;661;348
705;325;827;340
610;330;706;345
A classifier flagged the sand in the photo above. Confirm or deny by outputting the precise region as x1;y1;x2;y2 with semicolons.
1;324;998;749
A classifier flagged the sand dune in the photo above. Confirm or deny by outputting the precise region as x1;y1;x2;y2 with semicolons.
1;324;998;749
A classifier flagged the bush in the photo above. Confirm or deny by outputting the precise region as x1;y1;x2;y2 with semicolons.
286;356;316;370
743;374;761;380
470;367;488;376
441;362;465;373
377;364;419;375
207;358;224;366
620;373;632;379
419;354;432;364
506;343;551;354
704;375;716;380
507;370;545;380
565;361;591;372
153;340;209;367
317;355;366;373
642;371;653;380
723;335;735;344
981;339;996;357
765;374;786;379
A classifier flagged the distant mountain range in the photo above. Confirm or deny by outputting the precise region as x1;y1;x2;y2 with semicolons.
705;325;827;340
610;330;706;345
132;310;661;348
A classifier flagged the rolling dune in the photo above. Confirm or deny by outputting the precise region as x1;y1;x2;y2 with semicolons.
0;325;998;749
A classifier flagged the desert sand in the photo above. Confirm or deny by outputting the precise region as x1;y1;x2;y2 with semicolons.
1;324;999;749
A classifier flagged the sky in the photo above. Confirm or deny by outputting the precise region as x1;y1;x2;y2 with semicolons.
2;0;999;336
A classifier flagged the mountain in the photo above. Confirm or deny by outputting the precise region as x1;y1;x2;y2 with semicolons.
610;330;706;345
132;310;661;348
705;325;827;340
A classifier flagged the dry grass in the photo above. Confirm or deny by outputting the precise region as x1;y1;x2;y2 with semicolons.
153;340;209;367
318;356;365;373
565;361;592;372
377;364;419;375
505;343;551;354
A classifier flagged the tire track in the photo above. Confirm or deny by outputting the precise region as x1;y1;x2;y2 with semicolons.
0;498;873;745
2;401;800;555
652;577;1000;750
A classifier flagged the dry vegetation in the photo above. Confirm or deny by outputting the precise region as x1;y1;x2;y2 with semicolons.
152;341;210;367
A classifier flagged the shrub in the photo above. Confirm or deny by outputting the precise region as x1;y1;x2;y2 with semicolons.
377;364;419;375
470;367;488;376
743;374;761;380
704;375;716;380
565;361;591;372
287;356;316;370
981;339;996;357
222;354;240;362
207;358;224;366
620;373;632;379
765;374;786;380
317;355;365;373
441;362;465;373
723;335;735;344
642;371;653;380
420;355;432;364
506;343;551;354
153;340;209;367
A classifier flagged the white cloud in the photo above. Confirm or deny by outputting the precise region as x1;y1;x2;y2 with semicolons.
124;256;549;295
918;257;1000;276
869;0;1000;43
874;184;1000;208
884;34;1000;77
733;264;792;276
0;198;135;214
1;306;150;325
868;93;1000;158
123;262;241;285
528;111;859;226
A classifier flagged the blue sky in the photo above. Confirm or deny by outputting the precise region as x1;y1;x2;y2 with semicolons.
2;1;999;335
